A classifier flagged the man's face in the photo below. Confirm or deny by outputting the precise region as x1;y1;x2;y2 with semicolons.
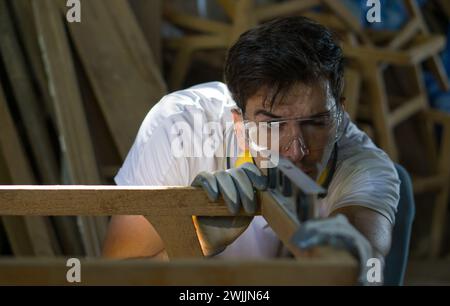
242;81;338;180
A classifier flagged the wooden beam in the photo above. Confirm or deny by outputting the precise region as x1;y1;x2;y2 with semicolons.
0;82;57;256
0;186;232;217
32;0;106;256
343;68;361;120
129;0;163;69
388;95;426;128
255;0;320;22
146;215;203;258
9;0;55;121
360;62;399;161
387;19;420;50
0;0;59;184
217;0;237;21
0;186;358;265
163;6;231;36
343;44;412;66
321;0;372;46
63;0;167;160
0;258;358;285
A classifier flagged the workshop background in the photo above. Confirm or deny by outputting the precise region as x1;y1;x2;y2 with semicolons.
0;0;449;285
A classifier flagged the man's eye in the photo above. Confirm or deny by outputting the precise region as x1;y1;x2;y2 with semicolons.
309;116;331;126
268;122;286;130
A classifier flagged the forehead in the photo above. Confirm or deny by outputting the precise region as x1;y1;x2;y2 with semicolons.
246;81;333;118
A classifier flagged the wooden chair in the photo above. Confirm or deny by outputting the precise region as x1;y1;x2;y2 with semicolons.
164;0;372;90
343;0;450;258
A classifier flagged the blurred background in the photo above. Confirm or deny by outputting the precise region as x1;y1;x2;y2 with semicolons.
0;0;449;285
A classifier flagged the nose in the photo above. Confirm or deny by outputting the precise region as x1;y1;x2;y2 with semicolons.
282;123;309;163
283;137;309;163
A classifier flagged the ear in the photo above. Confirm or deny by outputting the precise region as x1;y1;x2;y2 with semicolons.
339;97;346;112
231;109;243;123
231;109;247;152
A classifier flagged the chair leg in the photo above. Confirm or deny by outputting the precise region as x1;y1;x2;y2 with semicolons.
430;186;449;258
361;61;399;161
430;123;450;257
169;47;194;90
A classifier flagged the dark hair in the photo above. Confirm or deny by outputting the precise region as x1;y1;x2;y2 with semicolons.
224;16;344;114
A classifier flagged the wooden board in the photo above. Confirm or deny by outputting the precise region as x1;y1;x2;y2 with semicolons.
129;0;163;68
0;81;56;256
32;0;108;257
0;258;358;285
64;0;167;160
0;186;232;217
0;0;59;184
9;0;55;122
0;185;357;268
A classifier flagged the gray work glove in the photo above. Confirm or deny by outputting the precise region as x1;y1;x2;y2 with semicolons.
191;163;267;256
291;214;377;285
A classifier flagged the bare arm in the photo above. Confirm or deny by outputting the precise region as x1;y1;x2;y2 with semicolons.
102;215;168;260
331;206;393;263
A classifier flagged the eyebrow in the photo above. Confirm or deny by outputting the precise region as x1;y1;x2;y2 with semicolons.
253;110;282;119
253;108;332;120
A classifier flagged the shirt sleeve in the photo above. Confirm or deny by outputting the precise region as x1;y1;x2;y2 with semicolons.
114;106;191;187
325;150;400;224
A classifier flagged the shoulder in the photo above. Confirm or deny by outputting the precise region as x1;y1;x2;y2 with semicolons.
324;115;400;223
115;82;235;186
137;82;235;141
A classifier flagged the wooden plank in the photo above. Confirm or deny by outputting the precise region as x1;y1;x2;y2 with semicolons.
146;216;203;258
255;0;320;22
413;175;447;194
409;36;446;64
165;35;230;50
63;0;167;160
0;186;232;217
0;185;358;269
163;5;231;36
0;81;56;256
387;19;420;50
0;0;59;184
388;95;425;128
342;44;413;66
430;120;450;257
301;12;347;32
361;62;399;161
217;0;237;20
32;0;106;257
260;191;301;257
0;258;358;285
343;68;361;120
9;0;55;121
321;0;372;46
129;0;163;68
229;0;257;45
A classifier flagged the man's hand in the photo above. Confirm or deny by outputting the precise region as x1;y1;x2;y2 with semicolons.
291;214;376;285
191;163;267;256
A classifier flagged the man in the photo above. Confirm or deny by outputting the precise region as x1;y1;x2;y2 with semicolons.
103;17;399;280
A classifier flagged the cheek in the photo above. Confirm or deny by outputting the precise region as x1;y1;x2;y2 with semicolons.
304;148;326;164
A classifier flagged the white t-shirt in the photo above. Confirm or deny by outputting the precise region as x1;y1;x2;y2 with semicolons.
115;81;400;259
